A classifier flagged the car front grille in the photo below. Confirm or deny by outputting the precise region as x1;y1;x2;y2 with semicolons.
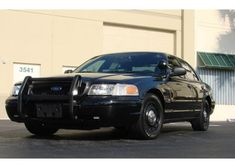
28;78;86;96
30;82;71;96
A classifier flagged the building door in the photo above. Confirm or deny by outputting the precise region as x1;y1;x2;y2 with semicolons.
103;24;175;55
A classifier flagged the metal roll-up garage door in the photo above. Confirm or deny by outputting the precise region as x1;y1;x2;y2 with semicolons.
103;24;175;55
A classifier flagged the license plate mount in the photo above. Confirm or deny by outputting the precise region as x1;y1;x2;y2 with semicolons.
36;104;62;118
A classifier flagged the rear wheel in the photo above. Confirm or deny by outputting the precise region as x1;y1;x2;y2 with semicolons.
131;93;163;139
24;120;58;136
191;100;210;131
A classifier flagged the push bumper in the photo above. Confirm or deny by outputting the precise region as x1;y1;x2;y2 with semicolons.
5;95;142;128
5;75;142;129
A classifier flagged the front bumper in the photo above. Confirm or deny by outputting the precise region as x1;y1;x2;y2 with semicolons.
5;95;142;128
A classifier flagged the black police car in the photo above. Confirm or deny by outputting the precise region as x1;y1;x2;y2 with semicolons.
5;52;215;139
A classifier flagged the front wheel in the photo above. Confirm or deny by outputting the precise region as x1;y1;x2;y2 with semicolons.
24;120;59;136
131;94;164;139
191;100;210;131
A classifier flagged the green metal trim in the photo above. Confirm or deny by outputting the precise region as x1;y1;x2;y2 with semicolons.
197;52;235;70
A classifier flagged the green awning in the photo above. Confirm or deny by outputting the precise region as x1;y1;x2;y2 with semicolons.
198;52;235;69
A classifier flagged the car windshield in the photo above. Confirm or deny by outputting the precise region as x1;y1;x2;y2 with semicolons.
74;52;167;74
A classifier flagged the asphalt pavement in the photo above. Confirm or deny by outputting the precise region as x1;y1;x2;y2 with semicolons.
0;120;234;158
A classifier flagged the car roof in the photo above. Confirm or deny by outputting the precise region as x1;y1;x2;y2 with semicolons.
102;51;168;56
90;52;181;63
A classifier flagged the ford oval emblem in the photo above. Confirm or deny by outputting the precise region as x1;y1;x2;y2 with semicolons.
51;86;62;92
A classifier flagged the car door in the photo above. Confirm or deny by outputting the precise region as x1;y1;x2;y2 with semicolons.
178;59;204;113
165;56;196;118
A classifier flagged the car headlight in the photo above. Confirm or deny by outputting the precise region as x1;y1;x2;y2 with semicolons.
12;84;21;96
88;84;139;96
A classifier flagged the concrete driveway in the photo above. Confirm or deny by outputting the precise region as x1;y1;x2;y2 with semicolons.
0;120;234;158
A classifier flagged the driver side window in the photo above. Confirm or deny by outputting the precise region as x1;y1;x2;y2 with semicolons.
180;60;199;81
168;56;185;79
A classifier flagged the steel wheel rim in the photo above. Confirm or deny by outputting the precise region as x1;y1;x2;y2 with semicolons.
146;109;157;126
144;103;161;137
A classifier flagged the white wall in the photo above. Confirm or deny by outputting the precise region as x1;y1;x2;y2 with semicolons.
196;10;235;54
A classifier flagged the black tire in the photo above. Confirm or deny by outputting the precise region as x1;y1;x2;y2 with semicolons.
24;120;58;136
131;93;164;140
191;100;210;131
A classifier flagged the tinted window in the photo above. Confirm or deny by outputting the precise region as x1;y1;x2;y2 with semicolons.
74;53;167;74
82;60;105;72
167;56;185;79
180;60;199;81
168;56;181;68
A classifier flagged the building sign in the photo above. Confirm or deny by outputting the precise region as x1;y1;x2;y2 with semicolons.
62;66;77;73
13;63;41;84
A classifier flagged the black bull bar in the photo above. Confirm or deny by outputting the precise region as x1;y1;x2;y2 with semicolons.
17;75;82;120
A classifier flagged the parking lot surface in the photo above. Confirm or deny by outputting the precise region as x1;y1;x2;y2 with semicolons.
0;120;235;158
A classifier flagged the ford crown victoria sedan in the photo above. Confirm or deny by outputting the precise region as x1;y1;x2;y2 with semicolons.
5;52;215;139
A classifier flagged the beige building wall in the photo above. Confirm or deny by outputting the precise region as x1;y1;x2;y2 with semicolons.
182;10;196;68
0;10;196;119
195;10;234;53
195;10;235;121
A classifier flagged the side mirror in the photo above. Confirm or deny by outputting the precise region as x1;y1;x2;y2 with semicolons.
170;67;186;77
64;69;73;74
158;61;167;69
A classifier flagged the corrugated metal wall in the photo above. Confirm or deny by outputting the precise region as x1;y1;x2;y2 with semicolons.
197;68;235;105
